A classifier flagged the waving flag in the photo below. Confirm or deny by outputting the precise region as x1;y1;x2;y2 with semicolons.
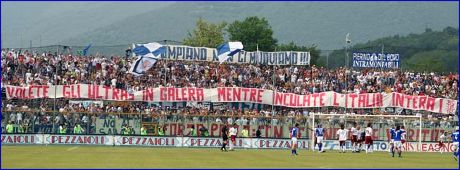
83;44;92;56
128;56;158;76
346;33;352;44
132;42;166;58
217;42;243;64
128;42;166;76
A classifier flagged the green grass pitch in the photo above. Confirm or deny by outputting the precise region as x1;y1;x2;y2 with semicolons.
2;145;459;168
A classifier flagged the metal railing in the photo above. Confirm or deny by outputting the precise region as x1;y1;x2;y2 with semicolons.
2;109;457;142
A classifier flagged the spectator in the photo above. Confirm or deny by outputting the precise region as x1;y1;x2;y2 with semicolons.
121;124;129;135
256;127;262;138
141;126;147;135
73;123;84;134
199;126;208;137
128;126;135;135
241;126;249;138
6;121;14;133
59;124;66;134
189;125;197;137
158;125;166;136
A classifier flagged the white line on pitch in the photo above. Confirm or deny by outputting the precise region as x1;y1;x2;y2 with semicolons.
66;146;79;151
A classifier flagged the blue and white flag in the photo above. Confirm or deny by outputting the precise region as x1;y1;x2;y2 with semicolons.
132;42;166;58
128;56;158;76
217;42;243;64
129;42;165;76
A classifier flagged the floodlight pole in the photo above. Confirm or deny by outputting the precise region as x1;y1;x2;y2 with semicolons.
52;45;59;134
271;46;276;123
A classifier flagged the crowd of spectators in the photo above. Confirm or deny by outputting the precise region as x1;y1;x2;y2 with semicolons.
2;49;458;99
1;49;458;134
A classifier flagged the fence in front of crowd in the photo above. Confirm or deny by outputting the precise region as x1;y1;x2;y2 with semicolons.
2;110;457;141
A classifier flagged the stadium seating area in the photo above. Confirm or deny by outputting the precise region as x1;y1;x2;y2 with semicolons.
2;49;457;98
1;49;458;135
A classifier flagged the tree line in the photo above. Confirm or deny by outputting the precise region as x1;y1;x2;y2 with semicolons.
183;17;457;72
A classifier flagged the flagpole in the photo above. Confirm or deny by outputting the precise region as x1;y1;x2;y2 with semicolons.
381;42;384;75
164;40;168;87
52;45;58;134
271;45;275;121
345;34;348;114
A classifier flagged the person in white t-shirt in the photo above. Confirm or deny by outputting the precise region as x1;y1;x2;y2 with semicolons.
336;124;349;153
365;123;373;154
229;123;238;151
350;122;359;152
438;131;448;154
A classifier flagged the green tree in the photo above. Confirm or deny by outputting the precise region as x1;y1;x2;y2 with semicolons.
323;27;458;72
183;18;227;48
227;16;277;51
277;41;320;66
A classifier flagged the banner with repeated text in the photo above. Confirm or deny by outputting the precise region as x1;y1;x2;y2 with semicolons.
1;134;452;152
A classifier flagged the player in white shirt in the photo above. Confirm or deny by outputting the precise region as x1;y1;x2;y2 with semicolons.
228;123;238;151
356;125;364;153
350;122;359;152
438;132;448;154
364;123;373;154
400;125;407;145
336;124;349;153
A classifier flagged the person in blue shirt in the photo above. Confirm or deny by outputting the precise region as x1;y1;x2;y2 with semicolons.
389;126;396;155
315;124;326;153
290;123;300;156
393;125;405;158
451;126;459;161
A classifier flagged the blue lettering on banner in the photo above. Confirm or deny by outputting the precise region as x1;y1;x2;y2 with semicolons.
213;50;219;62
249;52;257;64
161;45;310;65
238;53;244;63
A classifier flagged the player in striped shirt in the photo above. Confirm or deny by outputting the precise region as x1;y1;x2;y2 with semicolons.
290;123;300;156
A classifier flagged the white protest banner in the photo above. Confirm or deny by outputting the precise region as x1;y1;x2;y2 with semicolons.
4;85;457;114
